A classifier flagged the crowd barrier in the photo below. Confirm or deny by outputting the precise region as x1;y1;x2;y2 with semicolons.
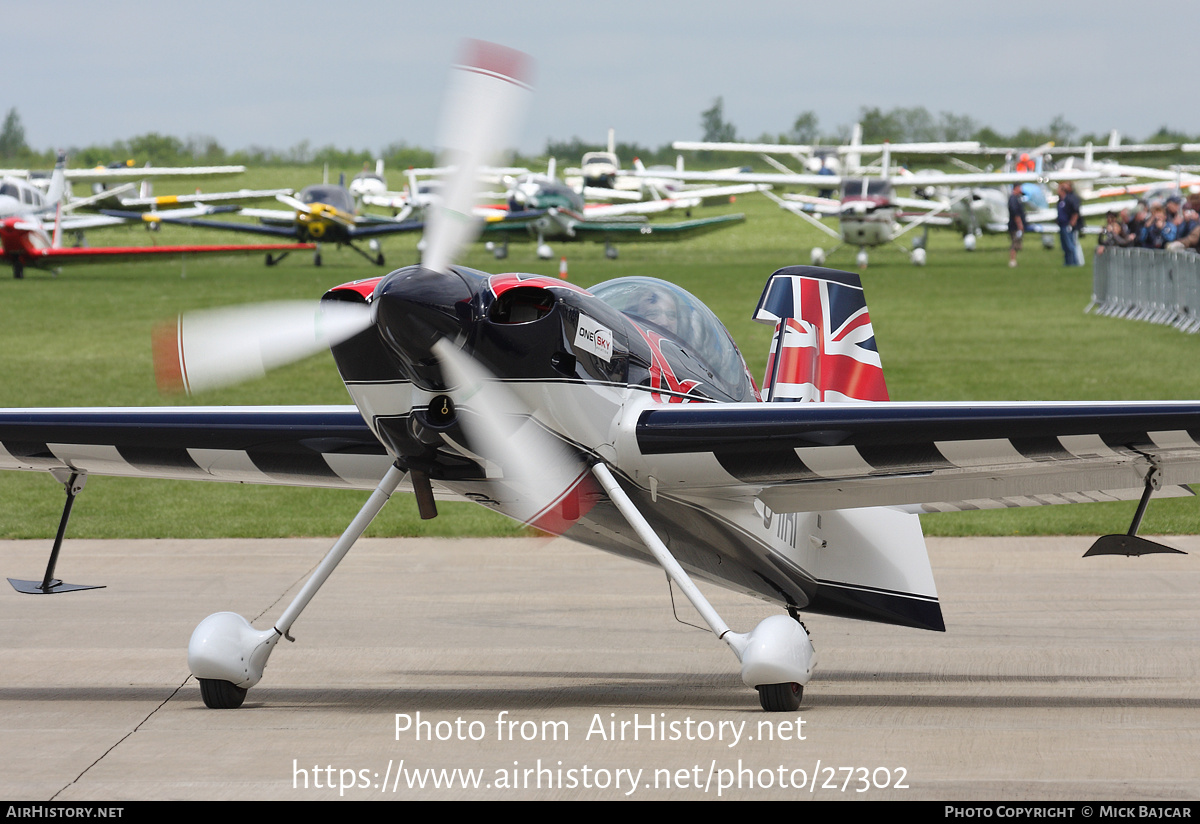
1086;247;1200;333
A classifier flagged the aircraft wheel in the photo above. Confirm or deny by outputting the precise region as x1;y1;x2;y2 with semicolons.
12;259;24;279
493;246;508;260
605;244;618;260
757;682;802;712
314;252;322;267
199;678;248;709
376;254;386;267
265;254;277;267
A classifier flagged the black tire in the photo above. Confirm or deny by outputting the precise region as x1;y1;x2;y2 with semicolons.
12;259;23;279
199;678;248;709
314;252;322;267
757;682;802;712
376;254;386;267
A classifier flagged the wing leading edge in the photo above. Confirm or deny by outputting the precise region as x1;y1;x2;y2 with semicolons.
635;401;1200;513
0;406;392;489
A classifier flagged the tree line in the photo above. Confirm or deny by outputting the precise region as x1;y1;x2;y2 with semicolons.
696;98;1195;150
2;103;1195;172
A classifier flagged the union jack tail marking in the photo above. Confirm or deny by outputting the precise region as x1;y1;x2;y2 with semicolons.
755;266;889;403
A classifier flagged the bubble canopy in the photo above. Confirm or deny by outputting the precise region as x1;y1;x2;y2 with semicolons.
588;276;749;399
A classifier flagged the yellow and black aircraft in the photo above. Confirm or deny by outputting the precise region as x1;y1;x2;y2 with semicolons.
104;180;422;267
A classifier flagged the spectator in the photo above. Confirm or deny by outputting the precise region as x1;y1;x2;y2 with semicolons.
1008;185;1025;266
1056;181;1083;266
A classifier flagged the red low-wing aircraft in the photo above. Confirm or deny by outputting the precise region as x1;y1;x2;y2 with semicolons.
0;155;313;278
2;43;1197;713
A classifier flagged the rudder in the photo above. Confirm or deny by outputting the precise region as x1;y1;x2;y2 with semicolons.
754;266;889;403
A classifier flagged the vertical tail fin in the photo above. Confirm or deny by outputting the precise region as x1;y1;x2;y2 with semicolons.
43;151;67;212
845;123;863;174
753;266;889;403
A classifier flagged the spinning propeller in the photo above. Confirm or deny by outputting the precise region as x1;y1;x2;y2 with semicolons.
152;40;579;527
154;40;532;396
153;300;373;395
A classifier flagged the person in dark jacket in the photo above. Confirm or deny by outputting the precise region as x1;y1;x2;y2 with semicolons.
1007;184;1026;267
1056;181;1083;266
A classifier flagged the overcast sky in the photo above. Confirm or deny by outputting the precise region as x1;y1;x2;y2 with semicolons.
9;1;1188;158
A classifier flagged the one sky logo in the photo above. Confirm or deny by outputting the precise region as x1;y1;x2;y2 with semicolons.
576;314;612;362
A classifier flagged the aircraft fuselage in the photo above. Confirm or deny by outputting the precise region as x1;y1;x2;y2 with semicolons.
322;265;943;631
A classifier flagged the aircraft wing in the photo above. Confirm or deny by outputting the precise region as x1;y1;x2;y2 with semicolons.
0;406;392;490
3;212;159;235
583;198;703;217
52;214;132;232
632;168;1100;189
572;214;745;239
483;212;745;242
62;165;247;183
633;401;1200;514
1023;199;1137;228
103;212;301;239
20;243;316;268
634;168;835;187
114;189;294;210
345;218;425;238
671;140;981;155
898;213;959;228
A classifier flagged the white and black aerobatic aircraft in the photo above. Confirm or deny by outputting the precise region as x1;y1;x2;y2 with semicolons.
3;43;1198;714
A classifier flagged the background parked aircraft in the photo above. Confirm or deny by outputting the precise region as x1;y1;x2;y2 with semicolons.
108;179;425;266
643;152;1101;266
0;155;314;277
672;123;982;176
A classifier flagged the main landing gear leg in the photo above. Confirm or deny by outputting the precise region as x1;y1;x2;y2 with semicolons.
7;470;103;594
188;463;407;708
346;241;386;266
590;463;815;711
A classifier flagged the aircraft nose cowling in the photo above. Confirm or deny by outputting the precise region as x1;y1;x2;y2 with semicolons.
374;266;475;389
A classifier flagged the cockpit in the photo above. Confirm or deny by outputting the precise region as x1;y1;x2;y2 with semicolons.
589;276;748;398
840;178;892;199
300;185;355;213
0;181;41;208
508;176;585;213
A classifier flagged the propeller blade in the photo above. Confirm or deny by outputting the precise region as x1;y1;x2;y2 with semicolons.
154;300;373;395
432;339;591;532
276;193;311;213
422;40;533;274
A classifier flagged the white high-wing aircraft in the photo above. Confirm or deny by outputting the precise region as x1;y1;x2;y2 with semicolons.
358;162;533;219
637;151;1102;267
911;147;1145;248
3;44;1195;716
673;122;982;176
0;161;247;189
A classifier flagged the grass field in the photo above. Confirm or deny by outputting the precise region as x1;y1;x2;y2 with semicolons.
2;167;1198;540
